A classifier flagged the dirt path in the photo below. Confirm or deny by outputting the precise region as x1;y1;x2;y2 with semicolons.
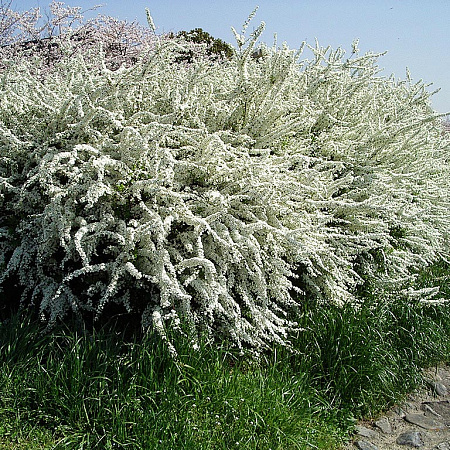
345;364;450;450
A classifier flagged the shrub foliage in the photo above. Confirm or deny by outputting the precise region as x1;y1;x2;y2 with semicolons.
0;5;449;351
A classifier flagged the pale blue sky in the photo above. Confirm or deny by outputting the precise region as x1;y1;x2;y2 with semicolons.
13;0;450;114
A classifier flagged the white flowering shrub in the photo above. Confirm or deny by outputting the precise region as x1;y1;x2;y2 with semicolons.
1;6;449;351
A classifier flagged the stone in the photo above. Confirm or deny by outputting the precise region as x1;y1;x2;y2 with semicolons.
422;401;450;425
355;425;378;439
374;417;392;434
396;431;424;447
405;413;447;431
429;381;449;397
422;402;443;418
434;442;450;450
354;440;378;450
394;406;407;417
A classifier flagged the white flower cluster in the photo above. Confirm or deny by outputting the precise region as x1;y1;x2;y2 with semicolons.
1;10;449;351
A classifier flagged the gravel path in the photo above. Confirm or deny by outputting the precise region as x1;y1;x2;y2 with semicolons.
345;364;450;450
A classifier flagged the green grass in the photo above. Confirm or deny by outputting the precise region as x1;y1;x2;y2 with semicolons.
0;261;449;449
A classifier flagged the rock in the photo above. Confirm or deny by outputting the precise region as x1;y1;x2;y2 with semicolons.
422;401;450;425
405;413;447;431
354;440;378;450
429;381;449;397
374;417;392;434
355;425;378;439
422;402;443;418
396;431;424;447
394;406;407;417
434;442;450;450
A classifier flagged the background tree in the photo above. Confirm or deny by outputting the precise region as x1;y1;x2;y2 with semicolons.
175;27;234;62
0;0;160;71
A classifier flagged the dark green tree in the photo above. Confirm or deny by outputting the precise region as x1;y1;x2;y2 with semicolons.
175;28;234;62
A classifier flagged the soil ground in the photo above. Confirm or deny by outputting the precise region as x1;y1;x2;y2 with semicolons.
345;364;450;449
